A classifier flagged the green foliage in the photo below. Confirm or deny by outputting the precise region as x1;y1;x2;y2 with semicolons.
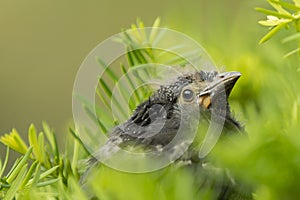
204;1;300;198
86;18;162;135
1;5;300;199
1;18;216;200
256;0;300;57
89;17;195;137
0;123;88;199
86;165;214;200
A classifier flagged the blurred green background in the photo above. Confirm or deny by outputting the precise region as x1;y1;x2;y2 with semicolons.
0;0;296;155
0;0;271;157
0;0;266;137
2;0;300;199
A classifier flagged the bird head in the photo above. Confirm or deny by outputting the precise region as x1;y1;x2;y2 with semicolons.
119;70;241;146
174;71;241;109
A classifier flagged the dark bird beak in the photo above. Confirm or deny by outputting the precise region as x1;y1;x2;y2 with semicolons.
198;71;241;108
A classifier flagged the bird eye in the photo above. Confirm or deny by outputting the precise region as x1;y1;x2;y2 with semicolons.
182;89;195;102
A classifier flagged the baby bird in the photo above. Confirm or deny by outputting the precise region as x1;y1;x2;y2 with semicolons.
84;70;251;200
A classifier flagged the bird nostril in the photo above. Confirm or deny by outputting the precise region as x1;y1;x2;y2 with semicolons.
219;75;225;78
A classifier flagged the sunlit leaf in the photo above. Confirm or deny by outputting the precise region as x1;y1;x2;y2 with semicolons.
28;124;45;164
258;18;291;26
259;23;286;44
270;0;300;11
267;0;291;15
0;129;28;154
37;132;45;163
255;7;294;19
